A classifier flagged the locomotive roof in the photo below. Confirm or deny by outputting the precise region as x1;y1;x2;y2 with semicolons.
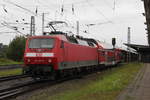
28;34;68;41
29;31;98;42
28;32;117;49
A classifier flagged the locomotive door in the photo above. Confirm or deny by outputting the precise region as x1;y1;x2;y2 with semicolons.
61;41;68;68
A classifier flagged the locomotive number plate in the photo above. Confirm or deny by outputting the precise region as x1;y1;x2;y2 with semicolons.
36;53;42;57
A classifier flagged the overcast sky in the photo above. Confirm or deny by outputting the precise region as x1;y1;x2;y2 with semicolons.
0;0;147;47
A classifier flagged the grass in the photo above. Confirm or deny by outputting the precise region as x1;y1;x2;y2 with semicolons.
29;62;143;100
0;58;23;65
0;68;22;77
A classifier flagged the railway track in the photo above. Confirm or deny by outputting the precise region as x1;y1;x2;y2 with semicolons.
0;80;36;100
0;64;22;70
0;75;83;100
0;65;112;100
0;74;29;82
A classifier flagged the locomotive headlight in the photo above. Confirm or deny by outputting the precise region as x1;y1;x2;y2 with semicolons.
48;59;52;63
27;59;30;62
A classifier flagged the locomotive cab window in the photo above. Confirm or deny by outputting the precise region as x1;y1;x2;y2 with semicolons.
29;38;55;49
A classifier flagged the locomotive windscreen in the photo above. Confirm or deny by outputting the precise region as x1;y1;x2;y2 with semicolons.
29;38;55;49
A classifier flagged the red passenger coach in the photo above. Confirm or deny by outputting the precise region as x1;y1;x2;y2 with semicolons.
114;48;123;63
96;41;122;66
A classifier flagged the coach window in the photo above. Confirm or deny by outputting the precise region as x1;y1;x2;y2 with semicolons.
101;51;105;56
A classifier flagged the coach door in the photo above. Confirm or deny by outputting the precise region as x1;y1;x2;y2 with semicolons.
105;50;109;65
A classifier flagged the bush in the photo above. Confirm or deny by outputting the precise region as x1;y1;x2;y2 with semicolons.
6;36;26;61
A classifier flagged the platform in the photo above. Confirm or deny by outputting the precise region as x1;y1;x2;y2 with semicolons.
117;63;150;100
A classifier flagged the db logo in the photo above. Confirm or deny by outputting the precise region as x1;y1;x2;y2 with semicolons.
36;53;42;57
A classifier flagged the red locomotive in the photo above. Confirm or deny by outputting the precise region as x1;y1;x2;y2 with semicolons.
23;31;122;79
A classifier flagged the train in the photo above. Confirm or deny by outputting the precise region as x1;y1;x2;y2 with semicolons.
23;31;137;79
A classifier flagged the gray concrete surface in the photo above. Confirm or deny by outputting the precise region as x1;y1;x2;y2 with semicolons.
117;63;150;100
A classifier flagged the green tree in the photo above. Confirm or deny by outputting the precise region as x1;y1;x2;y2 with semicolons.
0;45;8;58
6;36;26;61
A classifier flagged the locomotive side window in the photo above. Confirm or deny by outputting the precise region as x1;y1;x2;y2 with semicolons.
87;42;94;47
77;39;89;46
29;38;55;49
87;42;97;47
66;37;78;44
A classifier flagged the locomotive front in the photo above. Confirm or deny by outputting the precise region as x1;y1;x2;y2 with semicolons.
23;36;59;78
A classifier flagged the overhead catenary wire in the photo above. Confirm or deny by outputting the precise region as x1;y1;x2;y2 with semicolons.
35;0;81;25
35;0;74;28
3;0;53;21
32;0;109;30
2;0;55;35
86;0;113;23
3;5;8;13
0;7;25;23
40;0;87;6
0;14;32;33
48;0;111;40
0;32;18;34
4;0;37;16
34;0;61;21
2;0;113;28
1;21;26;36
2;0;113;35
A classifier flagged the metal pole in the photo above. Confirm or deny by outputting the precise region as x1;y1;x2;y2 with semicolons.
30;16;35;36
33;17;35;35
87;25;89;34
77;21;79;35
127;27;131;62
42;13;44;35
30;16;32;36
